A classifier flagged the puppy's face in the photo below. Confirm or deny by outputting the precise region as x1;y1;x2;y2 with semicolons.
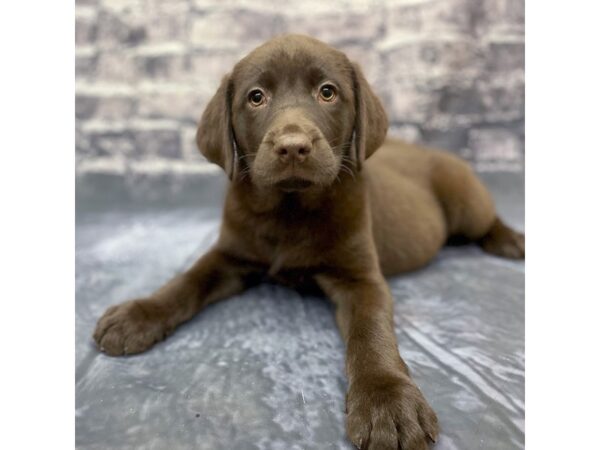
197;35;388;192
231;41;354;190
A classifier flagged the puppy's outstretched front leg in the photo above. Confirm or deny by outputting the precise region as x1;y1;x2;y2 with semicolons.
94;248;258;356
317;272;439;450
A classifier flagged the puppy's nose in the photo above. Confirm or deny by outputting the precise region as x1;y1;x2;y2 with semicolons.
273;133;312;163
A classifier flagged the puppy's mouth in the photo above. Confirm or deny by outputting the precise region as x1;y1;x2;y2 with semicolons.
275;177;314;192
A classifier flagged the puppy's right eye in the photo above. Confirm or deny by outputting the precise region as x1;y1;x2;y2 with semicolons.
248;89;266;106
318;84;337;102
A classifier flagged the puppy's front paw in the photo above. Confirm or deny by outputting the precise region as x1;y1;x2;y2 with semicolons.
346;374;438;450
93;300;171;356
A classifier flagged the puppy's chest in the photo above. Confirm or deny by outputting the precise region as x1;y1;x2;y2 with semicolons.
257;221;324;259
248;215;336;270
225;193;353;270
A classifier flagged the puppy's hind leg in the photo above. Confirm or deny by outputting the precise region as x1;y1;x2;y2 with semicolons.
430;151;524;259
478;217;525;259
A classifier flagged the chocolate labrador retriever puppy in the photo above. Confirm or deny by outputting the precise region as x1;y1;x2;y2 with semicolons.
94;34;524;449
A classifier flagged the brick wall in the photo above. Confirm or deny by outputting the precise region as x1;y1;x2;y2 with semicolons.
76;0;524;181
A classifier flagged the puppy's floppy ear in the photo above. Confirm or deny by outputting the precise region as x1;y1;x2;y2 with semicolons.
196;74;237;179
351;63;388;170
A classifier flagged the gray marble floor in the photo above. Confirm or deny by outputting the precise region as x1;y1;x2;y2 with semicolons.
76;172;524;450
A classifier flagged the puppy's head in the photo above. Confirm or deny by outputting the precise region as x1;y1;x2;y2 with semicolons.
197;35;388;192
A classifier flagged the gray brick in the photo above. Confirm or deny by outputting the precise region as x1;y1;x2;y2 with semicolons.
133;127;182;159
480;83;524;122
76;127;92;156
190;10;285;50
143;3;190;43
412;80;524;130
100;0;141;11
389;124;422;143
94;50;138;82
76;95;137;121
340;44;385;85
188;50;245;88
101;97;137;121
137;90;203;123
468;127;522;160
134;53;192;82
384;0;490;37
101;1;190;44
482;0;525;27
180;125;215;167
383;3;425;33
420;127;470;154
437;84;487;116
438;0;486;35
485;41;524;72
76;50;98;80
192;0;353;13
88;129;136;158
387;88;440;124
76;16;98;45
76;96;98;120
180;125;201;161
383;40;484;85
467;126;523;171
283;11;383;46
95;10;146;48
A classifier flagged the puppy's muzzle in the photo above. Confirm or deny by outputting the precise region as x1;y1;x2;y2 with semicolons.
251;108;338;190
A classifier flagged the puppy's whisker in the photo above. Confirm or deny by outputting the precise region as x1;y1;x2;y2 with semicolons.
238;152;258;162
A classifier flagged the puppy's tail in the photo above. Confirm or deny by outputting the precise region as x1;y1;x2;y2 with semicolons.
477;217;525;259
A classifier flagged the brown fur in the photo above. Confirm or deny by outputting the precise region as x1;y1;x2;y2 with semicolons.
94;35;524;450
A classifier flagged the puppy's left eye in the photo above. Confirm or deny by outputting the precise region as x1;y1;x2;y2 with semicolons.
248;89;266;106
319;84;337;102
